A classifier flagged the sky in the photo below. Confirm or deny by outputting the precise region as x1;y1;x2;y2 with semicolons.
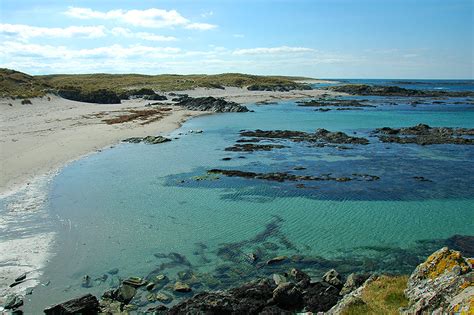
0;0;472;78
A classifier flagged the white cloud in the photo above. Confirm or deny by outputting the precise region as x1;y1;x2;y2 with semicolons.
110;27;177;41
233;46;315;55
200;11;214;18
64;7;217;30
233;34;245;38
0;23;106;40
2;41;180;59
184;23;217;30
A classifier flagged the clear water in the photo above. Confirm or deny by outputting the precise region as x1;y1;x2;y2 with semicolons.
2;80;472;311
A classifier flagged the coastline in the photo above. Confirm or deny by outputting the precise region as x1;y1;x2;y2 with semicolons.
0;87;342;303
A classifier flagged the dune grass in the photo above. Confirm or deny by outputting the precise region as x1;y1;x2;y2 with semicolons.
1;68;313;99
342;275;409;315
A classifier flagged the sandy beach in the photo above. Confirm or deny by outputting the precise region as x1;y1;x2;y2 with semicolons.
1;86;338;195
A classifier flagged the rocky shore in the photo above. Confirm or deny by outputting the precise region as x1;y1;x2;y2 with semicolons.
326;84;474;97
174;96;249;112
4;246;470;314
374;124;474;145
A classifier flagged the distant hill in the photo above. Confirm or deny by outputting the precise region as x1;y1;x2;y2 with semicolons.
0;68;314;99
0;68;52;98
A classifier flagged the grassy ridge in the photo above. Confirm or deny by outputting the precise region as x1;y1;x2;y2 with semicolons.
0;68;313;98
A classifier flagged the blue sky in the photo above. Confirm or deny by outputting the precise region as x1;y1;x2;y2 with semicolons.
0;0;472;78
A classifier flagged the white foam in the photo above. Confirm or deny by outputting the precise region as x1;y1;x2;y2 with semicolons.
0;173;57;299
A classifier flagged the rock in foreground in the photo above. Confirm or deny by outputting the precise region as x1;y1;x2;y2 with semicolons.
44;294;100;314
402;247;473;314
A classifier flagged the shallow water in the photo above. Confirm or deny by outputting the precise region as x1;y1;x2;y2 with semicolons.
1;83;472;311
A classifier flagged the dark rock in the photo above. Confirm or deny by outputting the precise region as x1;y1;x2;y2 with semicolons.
81;275;92;288
122;136;171;144
44;294;99;314
207;169;379;183
339;273;371;295
297;99;374;108
221;157;232;161
303;281;341;312
247;83;312;92
115;284;137;304
225;143;288;152
107;268;119;275
123;277;147;287
373;124;474;145
327;84;474;97
58;87;121;104
289;268;311;289
175;96;249;113
238;129;369;146
271;282;304;310
267;256;288;265
445;235;474;257
4;294;23;310
15;273;27;282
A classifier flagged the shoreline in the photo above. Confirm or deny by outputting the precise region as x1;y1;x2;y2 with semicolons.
0;87;341;302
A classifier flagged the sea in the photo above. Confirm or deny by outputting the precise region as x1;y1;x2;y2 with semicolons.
1;79;473;312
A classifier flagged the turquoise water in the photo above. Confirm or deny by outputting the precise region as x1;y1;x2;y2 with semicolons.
14;92;474;311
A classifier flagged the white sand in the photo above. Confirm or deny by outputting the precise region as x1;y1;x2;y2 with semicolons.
0;95;205;196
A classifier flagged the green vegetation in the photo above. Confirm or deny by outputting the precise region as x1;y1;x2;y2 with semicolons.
342;275;409;315
0;68;52;98
0;68;314;100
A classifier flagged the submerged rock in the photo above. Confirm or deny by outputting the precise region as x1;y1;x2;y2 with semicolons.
174;281;192;293
44;294;99;314
122;135;171;144
207;169;380;183
267;256;288;265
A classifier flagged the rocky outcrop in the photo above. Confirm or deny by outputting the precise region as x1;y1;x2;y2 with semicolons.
207;169;380;183
122;136;171;144
374;124;474;145
174;96;249;112
297;99;375;108
44;294;100;314
225;143;288;152
57;87;121;104
327;84;474;97
118;88;167;101
247;83;312;92
240;129;369;145
402;247;473;314
169;269;344;314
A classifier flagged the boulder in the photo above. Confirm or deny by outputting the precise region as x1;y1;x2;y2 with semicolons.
4;294;23;310
44;294;99;314
303;281;341;312
174;281;192;293
402;247;473;314
267;256;288;265
271;282;304;310
322;269;343;289
115;284;137;304
339;273;371;295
